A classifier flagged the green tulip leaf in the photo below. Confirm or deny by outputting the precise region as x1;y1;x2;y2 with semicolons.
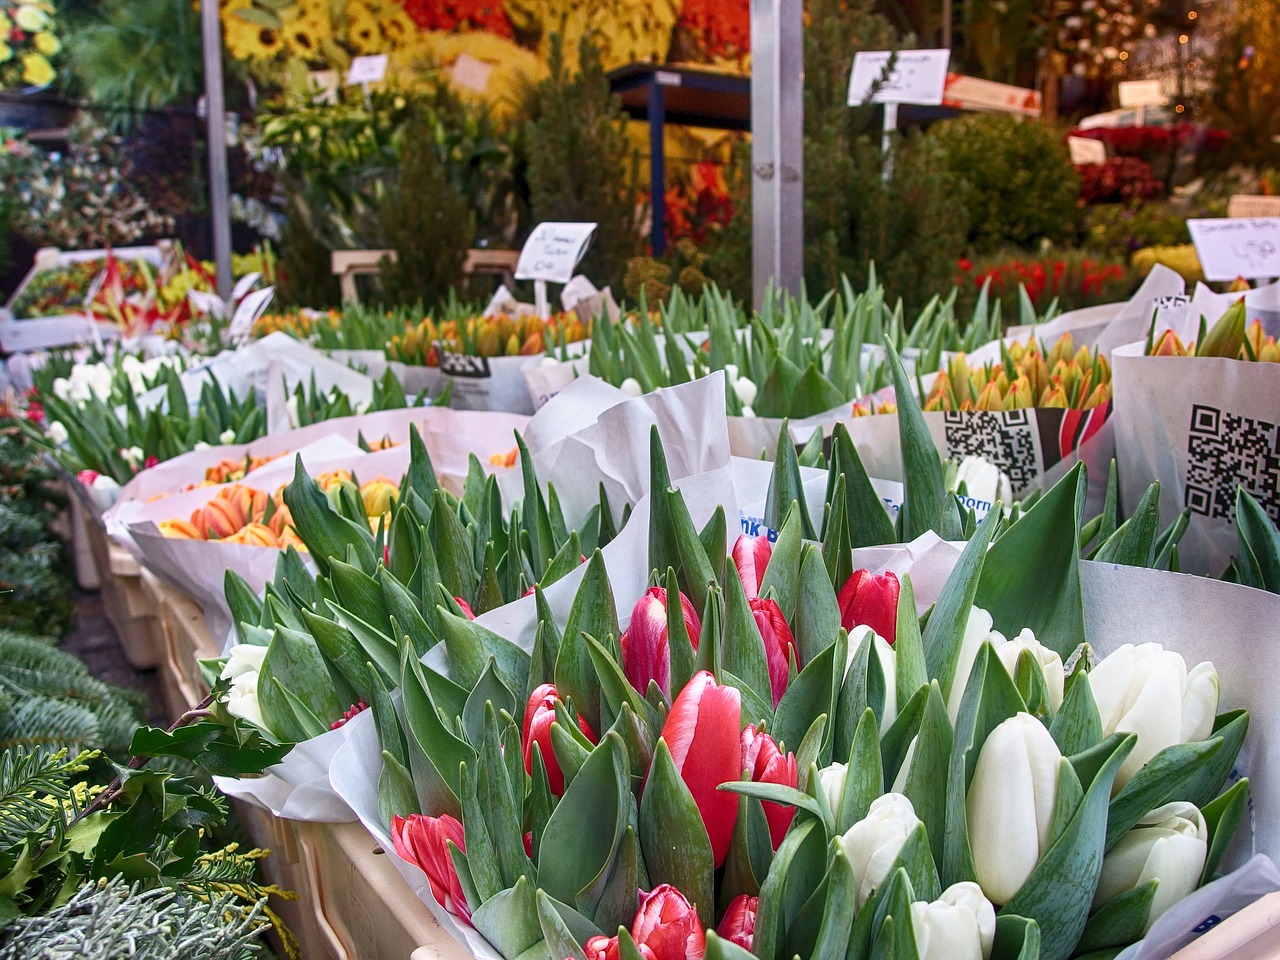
1049;669;1103;758
836;709;883;834
809;844;860;960
399;649;469;818
886;341;961;541
922;507;1000;700
471;877;544;960
704;932;760;960
723;564;773;712
1093;483;1160;567
894;575;928;706
300;608;378;705
901;683;952;869
869;867;922;960
1183;711;1249;809
639;739;715;929
462;659;517;754
1202;777;1250;884
753;819;822;960
536;889;588;960
759;504;804;622
991;914;1041;960
258;628;340;741
665;567;698;698
1106;738;1223;849
439;606;530;699
794;544;842;667
773;640;840;757
829;422;897;548
1076;879;1157;954
556;551;618;733
765;423;816;540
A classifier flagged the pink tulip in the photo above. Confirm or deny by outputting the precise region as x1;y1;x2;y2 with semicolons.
662;671;741;867
716;895;758;950
741;724;798;848
731;534;773;599
621;587;702;698
522;683;597;796
586;936;657;960
632;885;707;960
390;813;471;923
750;597;798;708
455;597;476;620
837;569;900;642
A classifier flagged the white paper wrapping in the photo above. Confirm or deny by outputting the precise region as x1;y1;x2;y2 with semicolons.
214;723;357;822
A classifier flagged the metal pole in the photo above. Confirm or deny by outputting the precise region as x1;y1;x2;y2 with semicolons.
200;0;233;300
751;0;804;306
649;81;667;257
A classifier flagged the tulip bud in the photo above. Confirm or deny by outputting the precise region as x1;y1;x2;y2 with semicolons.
391;813;471;923
966;713;1063;905
522;683;597;796
841;793;922;909
631;884;707;960
716;895;758;951
945;606;1004;722
837;569;900;642
621;587;702;698
730;533;773;599
950;456;1012;510
741;724;797;848
817;761;847;814
910;881;997;960
661;671;741;868
844;628;898;731
995;629;1065;714
1092;801;1208;931
585;936;656;960
750;597;797;707
360;477;400;517
455;597;476;620
1087;643;1219;788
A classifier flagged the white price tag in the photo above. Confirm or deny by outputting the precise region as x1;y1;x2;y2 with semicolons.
346;55;388;86
1067;135;1107;166
848;49;950;106
1187;218;1280;281
514;222;598;284
1117;79;1165;108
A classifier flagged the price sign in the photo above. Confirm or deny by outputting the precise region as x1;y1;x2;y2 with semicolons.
1067;136;1107;165
848;49;950;106
1187;218;1280;281
514;222;598;284
346;55;388;86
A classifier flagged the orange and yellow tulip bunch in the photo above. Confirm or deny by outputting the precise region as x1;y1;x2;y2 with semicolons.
923;333;1112;413
1148;299;1280;363
159;474;401;549
389;313;589;366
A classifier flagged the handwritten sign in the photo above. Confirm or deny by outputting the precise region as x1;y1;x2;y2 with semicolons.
514;222;598;284
1187;218;1280;281
346;55;388;86
1067;136;1107;166
848;49;951;106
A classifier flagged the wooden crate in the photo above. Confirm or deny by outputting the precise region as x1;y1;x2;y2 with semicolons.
79;513;161;668
141;569;218;718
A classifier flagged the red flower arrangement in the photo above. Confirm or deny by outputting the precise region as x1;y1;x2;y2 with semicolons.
662;161;735;246
398;0;513;37
1076;157;1164;205
956;256;1127;306
677;0;750;61
1067;123;1230;159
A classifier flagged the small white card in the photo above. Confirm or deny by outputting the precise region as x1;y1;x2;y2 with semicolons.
1188;218;1280;281
514;222;598;284
1067;135;1107;165
346;54;388;86
848;49;951;106
1117;79;1165;108
450;53;492;94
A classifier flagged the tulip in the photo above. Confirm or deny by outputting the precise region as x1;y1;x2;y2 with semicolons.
716;895;758;951
220;644;267;728
910;882;997;960
224;523;282;548
995;629;1065;714
522;683;597;796
454;597;476;620
750;597;797;707
631;884;707;960
585;936;656;960
159;518;204;540
730;533;772;599
951;456;1012;510
193;497;245;539
945;606;1005;723
817;762;848;815
840;793;922;909
966;713;1063;905
1088;643;1219;788
741;724;797;848
1092;801;1208;931
46;421;68;445
360;477;400;517
391;813;471;923
837;569;900;642
621;587;702;699
661;671;741;868
844;627;898;731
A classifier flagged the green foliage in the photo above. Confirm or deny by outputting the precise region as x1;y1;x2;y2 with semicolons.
524;32;642;292
0;877;264;959
929;113;1082;253
802;0;970;313
376;107;475;309
275;206;342;309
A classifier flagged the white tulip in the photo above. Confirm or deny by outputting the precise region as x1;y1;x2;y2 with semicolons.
845;626;898;732
818;762;847;815
724;363;740;383
1088;644;1219;788
1092;801;1208;931
996;630;1065;714
285;395;300;429
619;377;643;397
220;643;268;681
741;405;756;418
219;429;236;445
91;475;119;494
910;882;997;960
950;455;1012;510
841;793;922;908
46;421;68;445
194;441;211;451
967;713;1063;904
52;377;71;401
120;446;144;468
225;675;266;729
734;377;759;408
946;606;1007;723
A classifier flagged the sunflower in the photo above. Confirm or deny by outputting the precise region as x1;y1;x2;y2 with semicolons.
20;51;53;85
377;7;415;48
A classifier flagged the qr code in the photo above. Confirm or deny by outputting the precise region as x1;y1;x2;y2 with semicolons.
943;410;1040;491
1186;405;1280;522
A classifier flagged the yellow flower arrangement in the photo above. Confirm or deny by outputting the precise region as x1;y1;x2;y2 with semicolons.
0;0;56;89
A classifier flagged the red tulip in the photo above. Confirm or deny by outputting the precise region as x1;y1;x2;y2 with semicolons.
749;597;797;707
586;936;656;960
661;671;741;867
632;884;707;960
740;724;797;848
455;597;476;620
730;533;772;599
837;569;900;643
522;683;597;796
390;813;471;923
621;587;702;698
716;895;758;950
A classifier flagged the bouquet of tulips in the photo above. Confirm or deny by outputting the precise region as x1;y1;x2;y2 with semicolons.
320;425;1250;960
1146;299;1280;363
922;334;1111;413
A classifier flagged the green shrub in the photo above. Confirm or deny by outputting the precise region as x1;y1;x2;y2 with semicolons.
929;113;1081;252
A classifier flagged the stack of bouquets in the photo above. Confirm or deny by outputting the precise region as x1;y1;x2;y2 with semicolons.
1113;297;1280;576
317;429;1250;960
922;334;1111;413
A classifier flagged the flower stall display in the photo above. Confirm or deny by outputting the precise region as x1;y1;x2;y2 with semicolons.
0;0;60;90
1113;295;1280;576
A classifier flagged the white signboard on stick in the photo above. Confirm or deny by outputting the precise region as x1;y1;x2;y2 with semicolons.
346;55;388;86
1067;135;1107;166
1187;218;1280;281
514;222;598;284
848;49;951;106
